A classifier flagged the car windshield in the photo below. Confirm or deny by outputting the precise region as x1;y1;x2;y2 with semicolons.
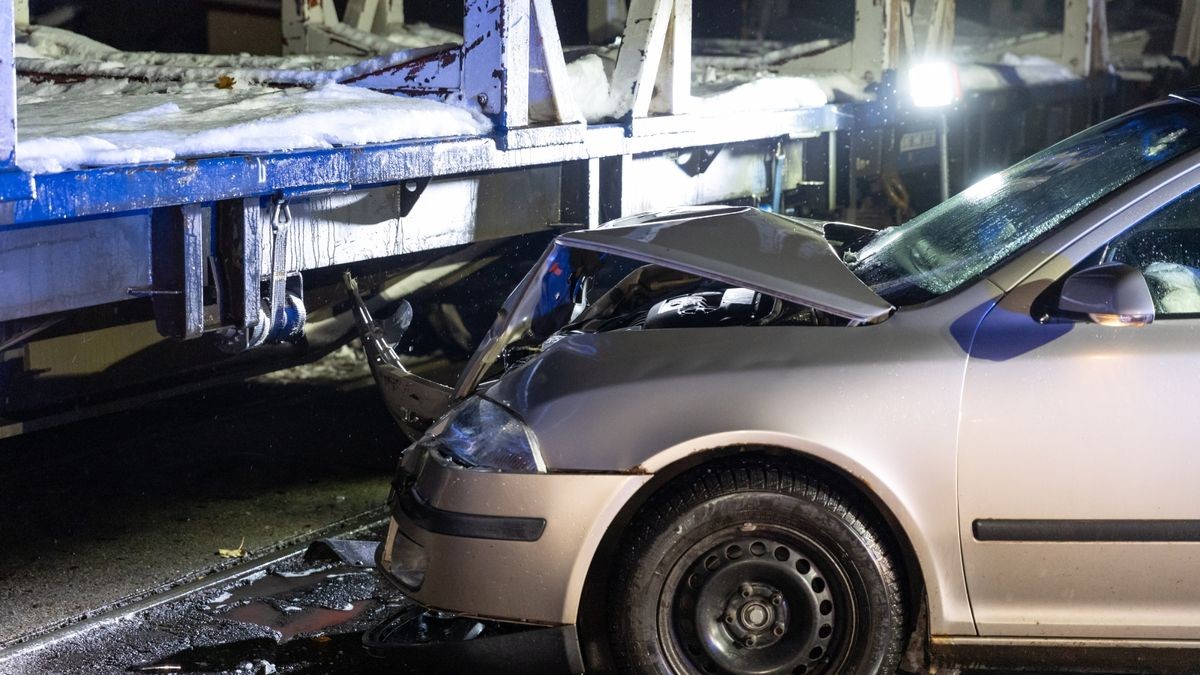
851;99;1200;306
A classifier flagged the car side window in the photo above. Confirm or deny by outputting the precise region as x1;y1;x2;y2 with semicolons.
1102;188;1200;317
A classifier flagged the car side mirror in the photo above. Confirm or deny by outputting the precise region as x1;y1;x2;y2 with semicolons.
1055;262;1155;327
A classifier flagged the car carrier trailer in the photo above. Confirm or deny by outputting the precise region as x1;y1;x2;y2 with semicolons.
0;0;1193;436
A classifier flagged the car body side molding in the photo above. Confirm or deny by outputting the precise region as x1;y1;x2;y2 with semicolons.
973;519;1200;542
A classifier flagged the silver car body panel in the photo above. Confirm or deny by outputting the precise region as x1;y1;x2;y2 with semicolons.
960;157;1200;639
482;279;1003;636
557;206;895;323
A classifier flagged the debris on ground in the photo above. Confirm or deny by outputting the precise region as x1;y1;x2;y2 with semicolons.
218;537;249;559
0;532;409;675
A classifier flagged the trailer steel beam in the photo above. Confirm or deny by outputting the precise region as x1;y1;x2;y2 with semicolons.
0;0;15;172
0;105;842;227
1063;0;1109;76
215;198;265;336
609;0;692;117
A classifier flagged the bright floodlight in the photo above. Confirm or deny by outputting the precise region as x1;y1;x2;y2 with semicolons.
908;61;959;108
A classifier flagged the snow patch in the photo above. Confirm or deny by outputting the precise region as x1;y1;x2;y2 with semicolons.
566;54;619;122
694;76;828;113
806;73;871;102
959;53;1080;92
957;64;1011;91
14;43;42;59
24;24;117;59
999;53;1079;85
327;570;373;579
237;570;269;586
378;22;462;50
17;81;491;173
251;345;368;386
555;53;829;122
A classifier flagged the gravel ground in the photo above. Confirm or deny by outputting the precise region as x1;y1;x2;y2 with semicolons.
0;347;401;646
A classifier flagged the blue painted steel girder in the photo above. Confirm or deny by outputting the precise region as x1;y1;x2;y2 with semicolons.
0;105;844;228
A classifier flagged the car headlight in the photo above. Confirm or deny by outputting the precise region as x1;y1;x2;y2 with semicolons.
433;397;546;473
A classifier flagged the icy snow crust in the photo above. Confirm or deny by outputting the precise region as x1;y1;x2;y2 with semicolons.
18;79;492;174
694;75;829;112
957;53;1079;92
561;51;831;121
16;26;488;174
17;26;839;173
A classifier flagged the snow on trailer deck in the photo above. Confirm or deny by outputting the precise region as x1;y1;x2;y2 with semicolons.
17;81;493;175
14;26;493;174
11;28;1088;179
13;25;832;176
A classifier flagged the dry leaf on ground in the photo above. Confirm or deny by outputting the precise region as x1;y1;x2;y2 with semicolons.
217;536;248;558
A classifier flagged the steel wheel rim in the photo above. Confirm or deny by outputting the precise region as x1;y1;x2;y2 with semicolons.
657;524;858;675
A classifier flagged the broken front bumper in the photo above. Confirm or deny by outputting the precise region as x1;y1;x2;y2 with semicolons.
377;440;648;627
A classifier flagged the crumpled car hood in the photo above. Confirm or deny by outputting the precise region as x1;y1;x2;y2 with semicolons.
556;206;894;323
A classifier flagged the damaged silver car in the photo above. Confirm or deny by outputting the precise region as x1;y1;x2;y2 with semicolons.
350;94;1200;674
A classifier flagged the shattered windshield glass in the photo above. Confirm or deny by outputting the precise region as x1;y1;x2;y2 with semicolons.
851;99;1200;306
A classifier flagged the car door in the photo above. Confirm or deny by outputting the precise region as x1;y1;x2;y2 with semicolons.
958;184;1200;639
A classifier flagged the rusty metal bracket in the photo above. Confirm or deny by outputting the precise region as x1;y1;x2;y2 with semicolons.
674;145;723;177
142;204;205;340
266;195;293;333
399;177;430;218
215;193;308;352
215;197;264;333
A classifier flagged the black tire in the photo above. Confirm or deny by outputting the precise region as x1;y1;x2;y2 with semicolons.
608;460;905;675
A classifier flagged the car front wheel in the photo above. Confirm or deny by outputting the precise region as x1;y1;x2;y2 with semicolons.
609;460;906;675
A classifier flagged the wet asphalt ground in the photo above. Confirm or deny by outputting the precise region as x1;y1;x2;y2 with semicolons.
1;529;413;675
